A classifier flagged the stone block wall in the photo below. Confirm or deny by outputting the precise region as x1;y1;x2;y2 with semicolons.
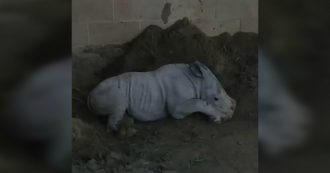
73;0;258;48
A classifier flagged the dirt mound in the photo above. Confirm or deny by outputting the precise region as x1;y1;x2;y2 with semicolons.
73;18;258;173
101;18;257;96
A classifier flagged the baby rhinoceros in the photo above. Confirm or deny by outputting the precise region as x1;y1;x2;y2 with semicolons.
88;61;236;132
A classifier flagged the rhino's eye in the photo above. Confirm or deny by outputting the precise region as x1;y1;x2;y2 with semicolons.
214;97;219;101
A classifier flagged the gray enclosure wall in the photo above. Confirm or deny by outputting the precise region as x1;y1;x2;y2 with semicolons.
72;0;258;48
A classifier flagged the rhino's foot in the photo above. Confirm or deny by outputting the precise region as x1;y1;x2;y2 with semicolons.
116;115;137;139
210;116;222;124
117;126;137;139
210;115;233;124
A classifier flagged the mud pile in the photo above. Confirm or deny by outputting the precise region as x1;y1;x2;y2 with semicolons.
73;18;258;173
105;18;256;96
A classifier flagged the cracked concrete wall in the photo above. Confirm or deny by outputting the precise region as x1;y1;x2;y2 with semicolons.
73;0;258;48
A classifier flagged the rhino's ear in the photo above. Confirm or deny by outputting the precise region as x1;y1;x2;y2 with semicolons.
189;61;205;78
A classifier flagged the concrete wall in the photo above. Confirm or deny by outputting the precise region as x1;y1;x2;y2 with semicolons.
73;0;258;48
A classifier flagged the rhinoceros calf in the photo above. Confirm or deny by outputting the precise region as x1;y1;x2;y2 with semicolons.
88;61;236;131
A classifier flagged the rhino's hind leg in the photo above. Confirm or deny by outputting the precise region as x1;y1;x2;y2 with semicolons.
170;99;223;123
107;109;125;132
91;79;128;132
105;89;128;132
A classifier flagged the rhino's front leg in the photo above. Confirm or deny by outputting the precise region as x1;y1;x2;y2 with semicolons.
171;99;225;123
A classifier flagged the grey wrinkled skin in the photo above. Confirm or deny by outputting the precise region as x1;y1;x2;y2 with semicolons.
88;61;236;131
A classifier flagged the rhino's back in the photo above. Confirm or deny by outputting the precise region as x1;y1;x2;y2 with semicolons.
126;72;167;121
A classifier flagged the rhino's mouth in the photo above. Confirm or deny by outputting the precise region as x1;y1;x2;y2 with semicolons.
214;107;228;115
214;106;234;120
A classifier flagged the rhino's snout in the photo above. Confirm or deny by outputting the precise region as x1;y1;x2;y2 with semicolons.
227;98;236;118
220;98;236;120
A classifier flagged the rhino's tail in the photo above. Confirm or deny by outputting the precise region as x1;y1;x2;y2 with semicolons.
87;95;95;114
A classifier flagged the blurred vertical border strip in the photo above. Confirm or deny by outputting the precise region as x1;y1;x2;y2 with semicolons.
0;0;71;173
260;0;330;172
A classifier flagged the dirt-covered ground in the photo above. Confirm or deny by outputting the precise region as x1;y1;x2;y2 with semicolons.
73;18;258;173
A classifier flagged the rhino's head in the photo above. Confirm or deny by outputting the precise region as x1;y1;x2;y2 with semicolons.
189;61;236;121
